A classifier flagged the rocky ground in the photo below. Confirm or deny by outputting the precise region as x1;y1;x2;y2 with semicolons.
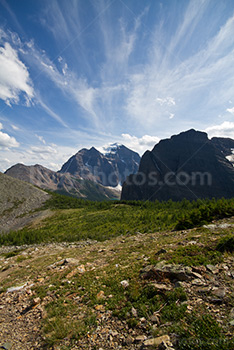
0;219;234;350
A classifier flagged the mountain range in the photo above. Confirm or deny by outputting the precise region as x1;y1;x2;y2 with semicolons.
5;144;140;201
121;129;234;201
4;131;234;202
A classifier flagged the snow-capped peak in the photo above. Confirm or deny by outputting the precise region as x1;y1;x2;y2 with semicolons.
98;143;124;155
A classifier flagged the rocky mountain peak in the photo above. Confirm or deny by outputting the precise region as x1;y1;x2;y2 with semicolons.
122;129;234;201
59;145;140;187
5;144;140;200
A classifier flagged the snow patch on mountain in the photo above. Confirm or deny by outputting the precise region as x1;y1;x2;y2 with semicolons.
106;183;122;191
98;143;123;155
226;148;234;166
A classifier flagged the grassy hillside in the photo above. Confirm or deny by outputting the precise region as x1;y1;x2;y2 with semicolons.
1;193;234;349
1;192;234;246
1;213;234;349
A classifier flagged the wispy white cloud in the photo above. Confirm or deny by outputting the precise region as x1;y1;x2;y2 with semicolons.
11;124;20;130
168;0;210;56
125;8;234;129
0;42;34;106
35;134;46;144
1;0;234;147
36;93;68;128
29;145;57;155
156;97;176;106
205;121;234;138
226;107;234;115
22;39;101;126
0;0;24;34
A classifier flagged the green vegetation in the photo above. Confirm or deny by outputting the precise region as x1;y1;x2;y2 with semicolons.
1;194;234;246
1;192;234;349
175;198;234;230
175;313;234;350
167;244;223;266
216;235;234;253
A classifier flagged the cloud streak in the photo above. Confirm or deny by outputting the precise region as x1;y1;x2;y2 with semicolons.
1;0;234;167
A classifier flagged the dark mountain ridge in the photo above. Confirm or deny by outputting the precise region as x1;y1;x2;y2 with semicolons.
121;129;234;201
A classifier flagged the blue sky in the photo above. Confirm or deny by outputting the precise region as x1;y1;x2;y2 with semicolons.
0;0;234;172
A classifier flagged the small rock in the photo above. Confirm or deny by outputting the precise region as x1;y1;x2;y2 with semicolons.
63;258;80;265
33;297;41;305
124;336;134;345
110;330;119;337
135;335;147;343
212;288;226;298
7;283;28;293
95;305;105;312
174;281;185;288
187;240;197;245
196;287;211;294
229;307;234;319
191;279;206;286
149;314;160;325
142;335;170;348
206;264;219;274
209;298;224;305
150;283;172;291
66;269;78;278
158;341;174;350
203;224;216;229
132;307;138;317
156;248;167;255
1;343;12;350
97;291;105;299
77;264;86;273
140;264;198;282
120;280;129;288
191;272;203;279
192;266;206;273
229;319;234;326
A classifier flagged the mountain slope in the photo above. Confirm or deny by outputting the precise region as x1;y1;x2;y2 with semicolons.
0;172;49;233
211;137;234;166
121;129;234;201
5;163;120;201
